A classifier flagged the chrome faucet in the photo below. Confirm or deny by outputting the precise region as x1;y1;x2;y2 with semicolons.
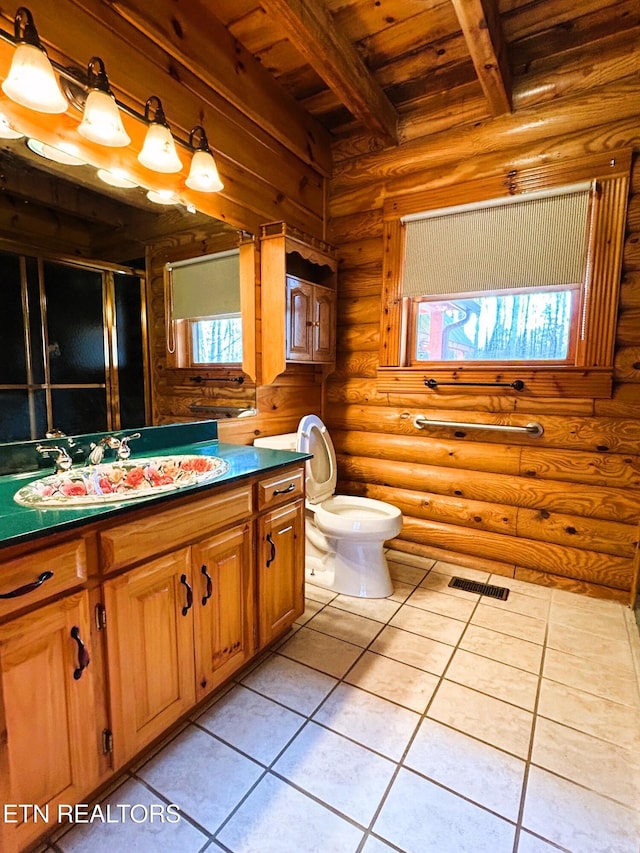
36;444;73;473
88;432;141;465
117;432;141;460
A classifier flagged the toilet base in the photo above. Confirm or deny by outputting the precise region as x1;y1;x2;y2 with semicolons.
305;542;393;599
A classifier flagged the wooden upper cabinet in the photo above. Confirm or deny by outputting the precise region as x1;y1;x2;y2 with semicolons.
260;222;337;384
0;591;99;853
285;276;336;363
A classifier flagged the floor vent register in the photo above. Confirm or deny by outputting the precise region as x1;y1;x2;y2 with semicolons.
448;577;510;600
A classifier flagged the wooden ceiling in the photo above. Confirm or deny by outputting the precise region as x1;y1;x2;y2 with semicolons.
212;0;639;156
0;0;637;247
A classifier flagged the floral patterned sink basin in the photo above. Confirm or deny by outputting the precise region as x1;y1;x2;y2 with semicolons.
14;455;230;508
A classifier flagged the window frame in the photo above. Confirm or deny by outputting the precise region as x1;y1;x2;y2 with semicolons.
378;149;631;398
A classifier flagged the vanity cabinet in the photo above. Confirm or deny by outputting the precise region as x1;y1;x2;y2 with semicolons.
0;457;304;849
102;549;197;766
191;522;254;702
100;485;256;767
256;466;305;648
260;221;337;384
257;500;304;648
0;590;99;853
286;276;336;363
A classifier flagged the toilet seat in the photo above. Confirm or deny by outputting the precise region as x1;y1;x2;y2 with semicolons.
296;414;337;504
315;495;402;539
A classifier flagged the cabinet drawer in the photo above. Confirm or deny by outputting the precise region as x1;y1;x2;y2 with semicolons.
0;538;88;619
257;467;305;511
100;485;253;573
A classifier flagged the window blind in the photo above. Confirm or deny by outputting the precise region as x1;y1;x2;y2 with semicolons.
170;249;240;319
401;183;592;298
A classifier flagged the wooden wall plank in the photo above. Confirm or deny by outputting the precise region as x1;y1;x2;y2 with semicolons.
337;456;639;522
397;517;633;590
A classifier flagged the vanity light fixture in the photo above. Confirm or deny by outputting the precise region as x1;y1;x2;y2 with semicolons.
26;137;86;165
97;167;138;189
146;188;178;205
137;96;182;173
1;7;68;113
185;125;224;193
0;112;23;138
77;57;130;147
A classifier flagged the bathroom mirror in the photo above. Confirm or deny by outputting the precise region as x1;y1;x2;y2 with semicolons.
0;137;258;439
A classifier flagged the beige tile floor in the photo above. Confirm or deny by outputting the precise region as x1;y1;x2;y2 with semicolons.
50;551;640;853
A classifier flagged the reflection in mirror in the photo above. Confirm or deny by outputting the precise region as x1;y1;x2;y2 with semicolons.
0;137;257;439
165;249;242;364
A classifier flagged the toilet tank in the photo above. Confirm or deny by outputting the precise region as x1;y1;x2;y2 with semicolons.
253;433;298;451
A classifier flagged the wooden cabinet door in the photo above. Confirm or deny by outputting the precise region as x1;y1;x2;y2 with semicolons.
286;276;313;360
313;286;336;362
103;550;196;767
192;523;254;702
257;501;305;648
0;591;99;853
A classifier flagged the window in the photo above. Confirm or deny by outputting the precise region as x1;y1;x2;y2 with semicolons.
165;248;244;367
191;314;243;364
410;288;578;364
378;150;631;398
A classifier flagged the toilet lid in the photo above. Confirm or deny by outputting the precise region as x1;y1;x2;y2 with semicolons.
296;414;337;504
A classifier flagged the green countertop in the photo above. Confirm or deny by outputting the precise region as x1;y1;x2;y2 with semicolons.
0;424;309;549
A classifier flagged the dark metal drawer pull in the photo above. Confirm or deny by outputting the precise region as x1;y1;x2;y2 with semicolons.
0;570;54;600
180;573;193;615
201;565;213;606
266;533;276;567
273;483;295;496
70;626;90;680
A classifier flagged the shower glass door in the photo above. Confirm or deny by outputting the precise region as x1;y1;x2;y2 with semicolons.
0;248;149;441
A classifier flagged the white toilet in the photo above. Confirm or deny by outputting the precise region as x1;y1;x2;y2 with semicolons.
255;415;402;598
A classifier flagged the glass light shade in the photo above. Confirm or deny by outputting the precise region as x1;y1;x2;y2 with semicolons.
78;89;130;147
146;189;178;205
0;113;23;139
186;149;224;192
2;43;67;113
97;168;138;188
137;123;182;173
27;138;86;165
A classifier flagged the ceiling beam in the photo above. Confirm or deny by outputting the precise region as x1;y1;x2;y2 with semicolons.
450;0;512;116
259;0;399;145
109;0;332;175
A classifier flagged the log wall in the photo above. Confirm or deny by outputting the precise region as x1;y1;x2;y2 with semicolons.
327;75;640;603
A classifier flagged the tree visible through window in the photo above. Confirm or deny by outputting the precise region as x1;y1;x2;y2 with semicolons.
412;288;576;364
191;314;243;364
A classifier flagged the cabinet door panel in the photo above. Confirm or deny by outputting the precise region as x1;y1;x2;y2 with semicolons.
0;592;98;853
257;501;304;648
103;550;195;766
192;523;253;701
313;287;336;362
286;278;313;360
